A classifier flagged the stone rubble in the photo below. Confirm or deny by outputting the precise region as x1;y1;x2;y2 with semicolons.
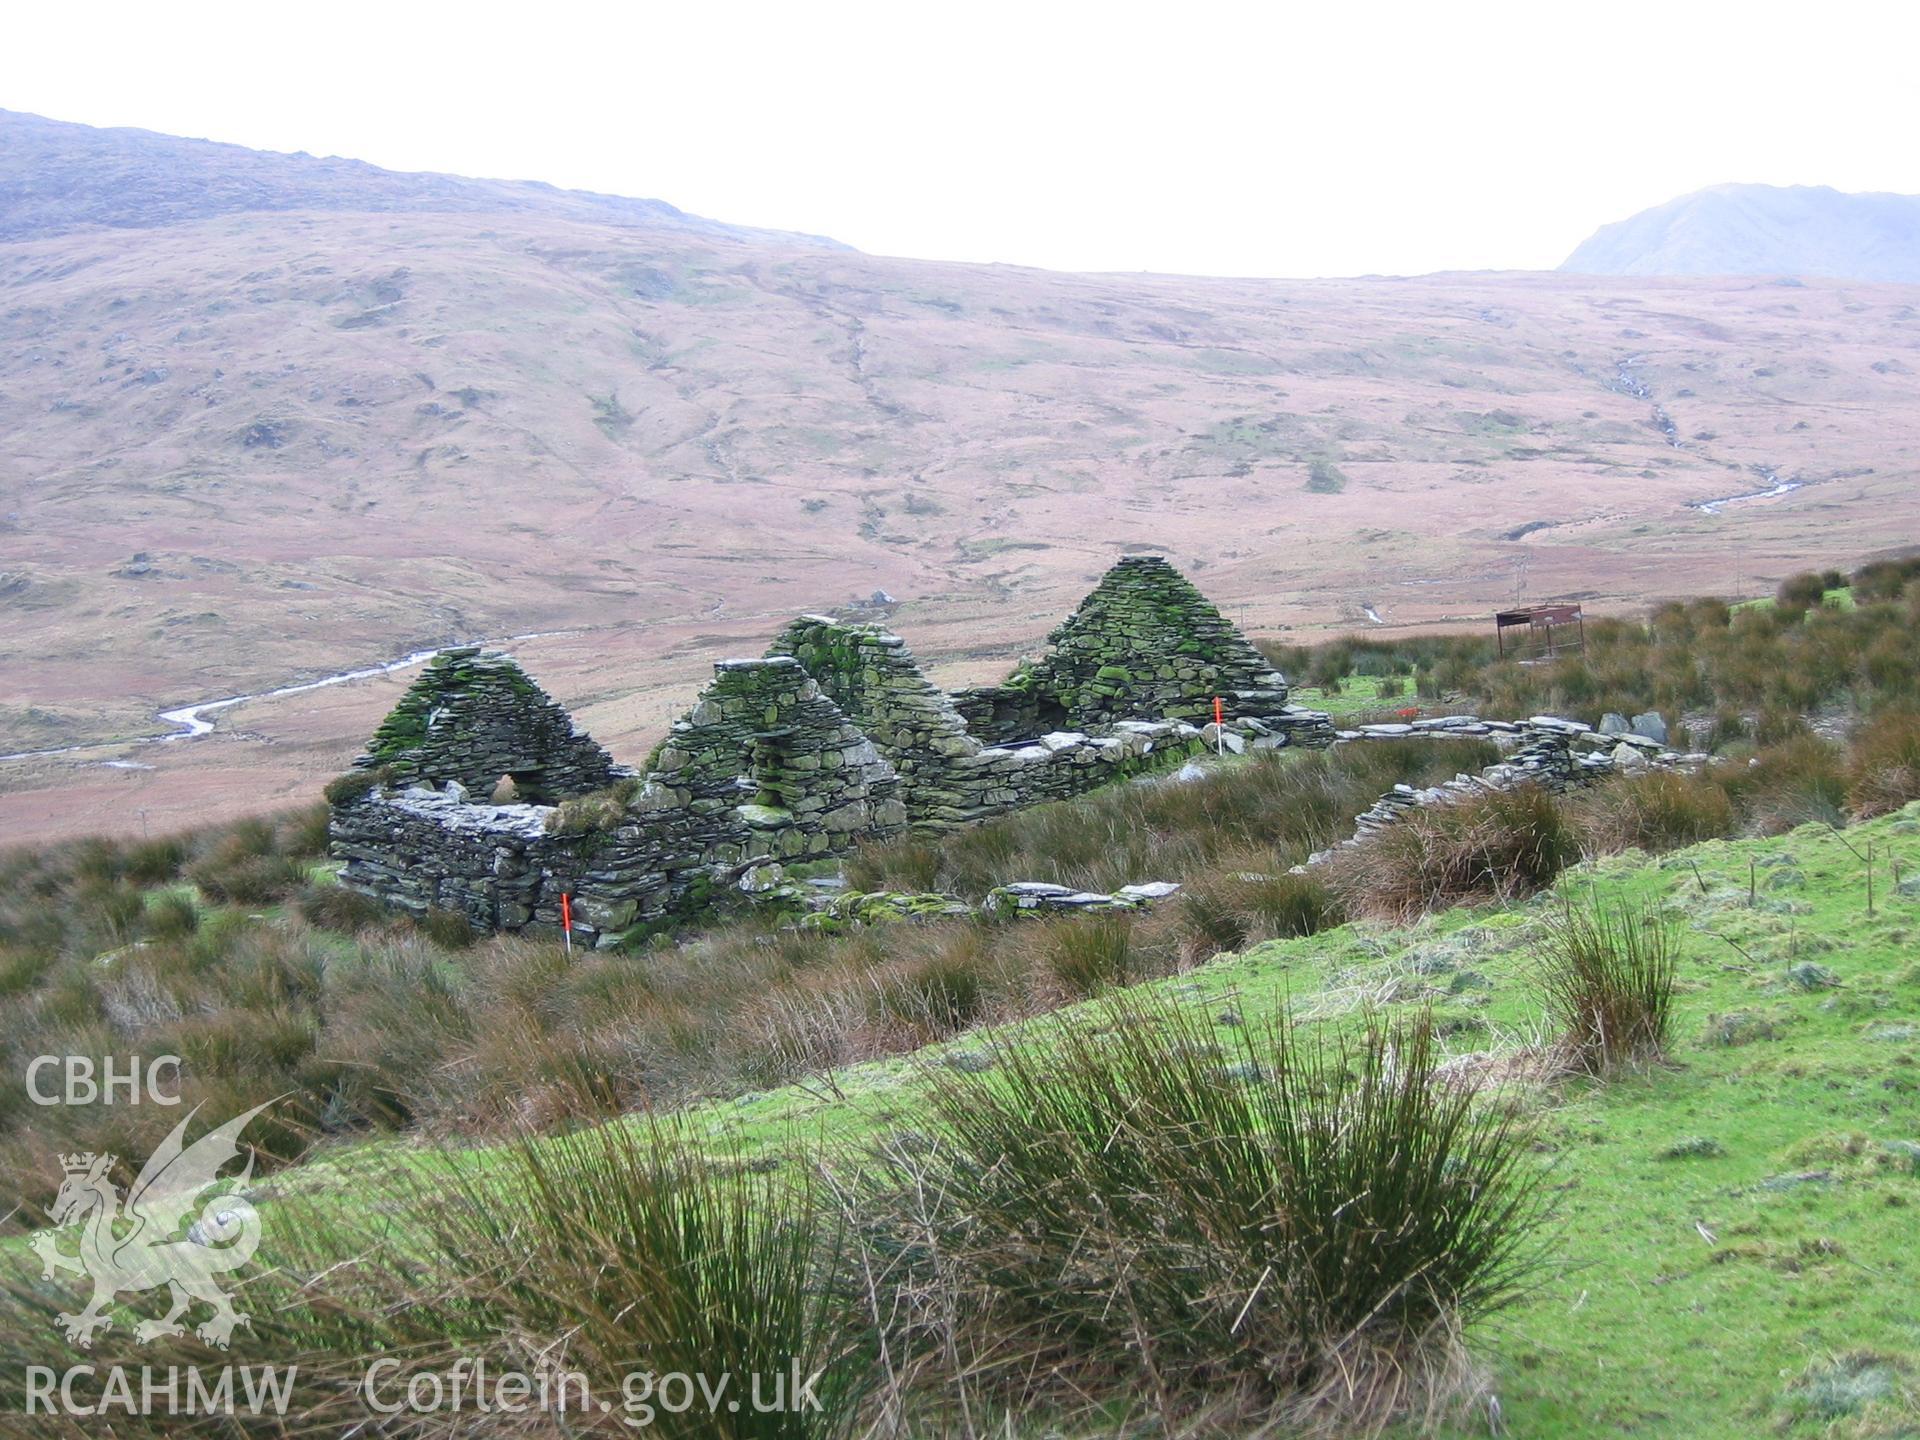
983;880;1183;915
798;880;1184;929
1303;716;1710;867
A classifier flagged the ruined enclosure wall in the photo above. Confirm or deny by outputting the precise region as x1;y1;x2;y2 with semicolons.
1309;717;1697;865
355;647;617;801
933;722;1209;826
648;657;909;849
334;656;912;947
769;615;1214;830
948;683;1066;747
332;556;1337;939
329;781;748;946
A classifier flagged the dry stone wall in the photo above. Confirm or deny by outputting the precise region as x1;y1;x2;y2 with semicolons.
334;657;915;947
1305;715;1707;867
648;657;909;852
763;619;978;824
332;556;1334;941
767;613;1217;830
951;555;1308;737
329;788;694;937
353;647;618;802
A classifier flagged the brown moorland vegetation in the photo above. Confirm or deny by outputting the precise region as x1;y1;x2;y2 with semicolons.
4;119;1920;844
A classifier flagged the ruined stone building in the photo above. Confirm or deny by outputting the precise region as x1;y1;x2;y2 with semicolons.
950;555;1298;740
329;556;1334;946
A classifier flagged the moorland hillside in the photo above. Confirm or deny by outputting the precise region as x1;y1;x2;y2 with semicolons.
3;112;1918;843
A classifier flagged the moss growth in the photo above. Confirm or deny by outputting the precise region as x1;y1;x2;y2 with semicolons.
545;777;644;835
992;556;1291;728
357;647;615;798
323;765;394;807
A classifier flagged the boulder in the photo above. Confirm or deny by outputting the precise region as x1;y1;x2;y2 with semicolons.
737;863;786;894
1200;723;1246;754
1116;881;1181;901
1630;711;1669;745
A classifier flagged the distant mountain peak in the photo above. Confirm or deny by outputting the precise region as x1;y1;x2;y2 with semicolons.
0;107;850;251
1562;183;1920;282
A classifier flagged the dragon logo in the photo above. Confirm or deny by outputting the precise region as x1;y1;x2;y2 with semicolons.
30;1100;272;1350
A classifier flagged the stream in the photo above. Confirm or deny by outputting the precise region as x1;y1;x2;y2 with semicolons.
1688;471;1804;514
0;633;568;767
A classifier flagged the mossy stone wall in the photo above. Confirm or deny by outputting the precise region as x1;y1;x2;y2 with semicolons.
1008;555;1293;727
334;658;912;946
766;616;986;822
770;614;1221;830
355;647;617;802
648;657;909;851
334;556;1337;937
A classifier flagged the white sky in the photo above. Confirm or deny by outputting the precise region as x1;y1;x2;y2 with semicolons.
6;0;1918;278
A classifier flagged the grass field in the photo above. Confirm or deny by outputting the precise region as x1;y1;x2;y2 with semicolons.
1285;671;1431;718
586;813;1920;1436
11;806;1910;1436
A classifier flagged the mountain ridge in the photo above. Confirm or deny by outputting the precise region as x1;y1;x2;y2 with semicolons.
1562;182;1920;282
0;107;850;250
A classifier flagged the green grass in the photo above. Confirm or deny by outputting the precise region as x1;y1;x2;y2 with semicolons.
1264;556;1920;731
0;743;1502;1213
863;997;1546;1430
9;578;1920;1432
6;802;1919;1434
1289;670;1423;717
1735;586;1857;615
157;804;1916;1438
